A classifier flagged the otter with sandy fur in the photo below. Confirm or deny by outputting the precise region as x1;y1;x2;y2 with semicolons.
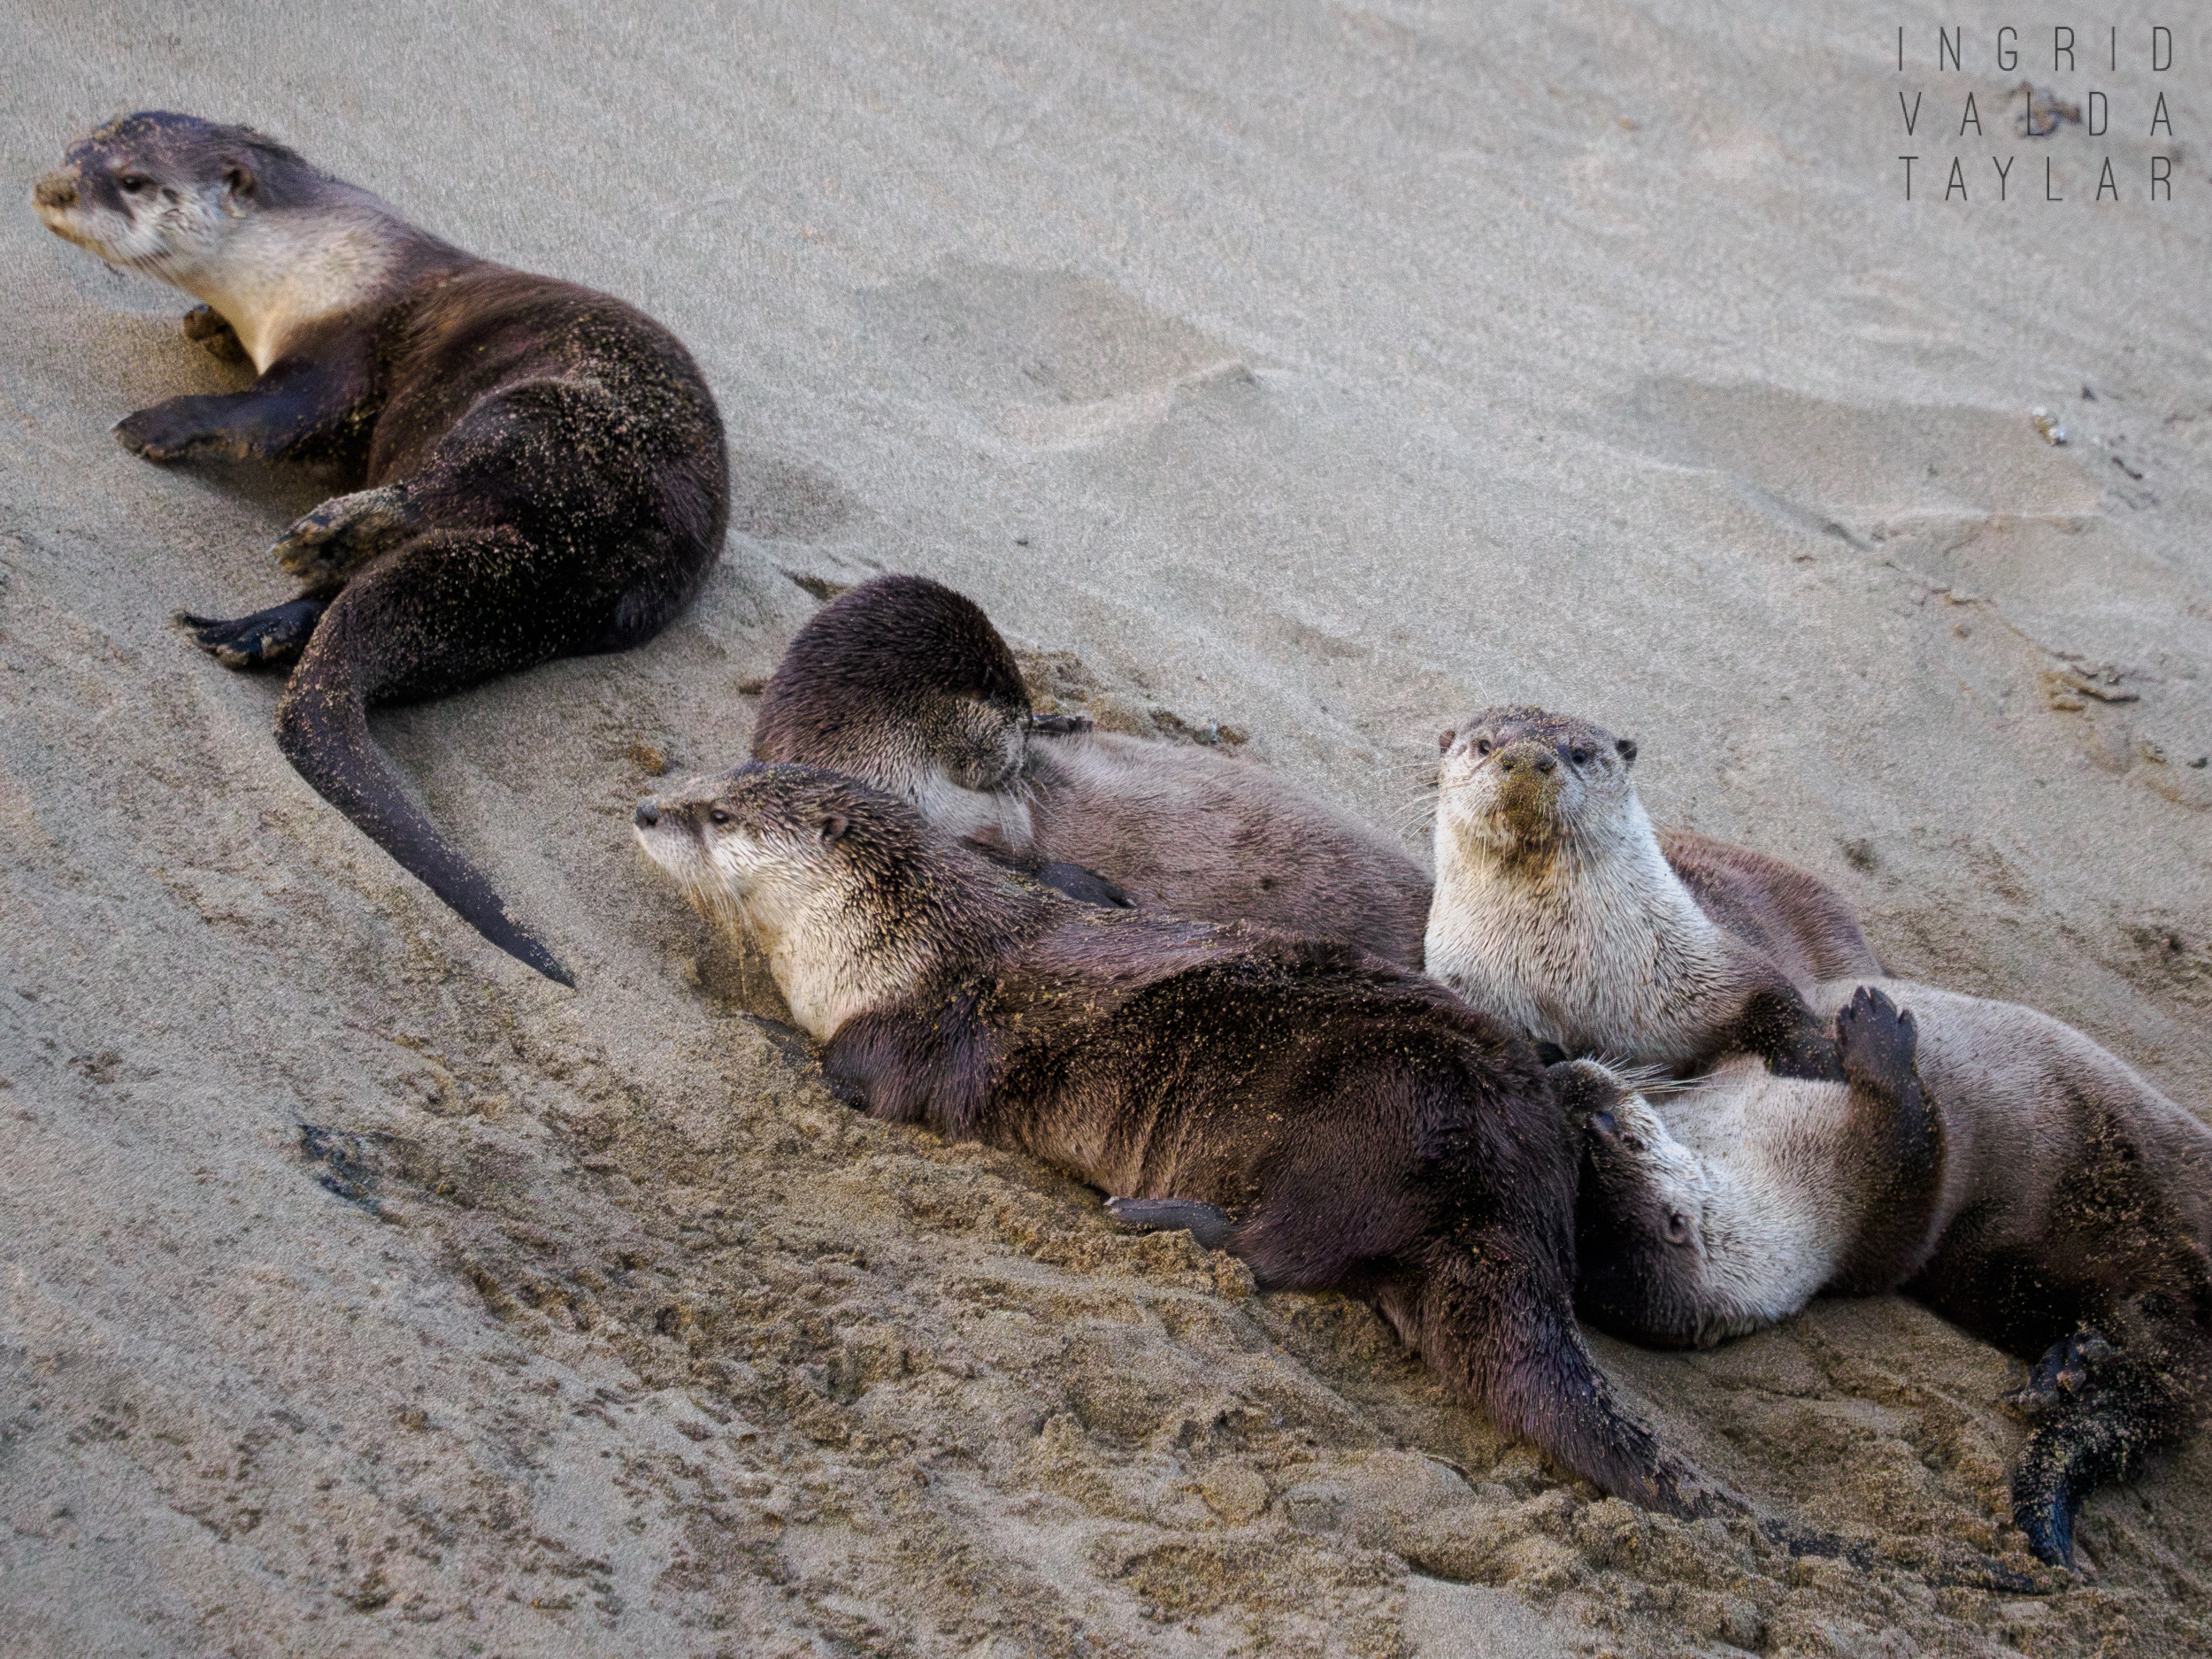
631;759;1718;1517
34;112;730;982
1421;705;2212;1566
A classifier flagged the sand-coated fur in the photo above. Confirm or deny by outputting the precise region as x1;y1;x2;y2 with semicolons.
632;761;1716;1516
1570;979;2212;1567
35;113;730;982
751;574;1432;965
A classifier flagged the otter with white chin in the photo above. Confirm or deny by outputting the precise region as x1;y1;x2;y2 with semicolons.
1425;705;1878;1076
33;113;730;982
749;574;1433;966
631;760;1720;1517
1425;707;2212;1566
1570;980;2212;1571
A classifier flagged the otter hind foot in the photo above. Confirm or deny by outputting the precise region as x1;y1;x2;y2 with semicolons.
1105;1195;1235;1251
272;485;419;585
177;597;329;670
180;304;248;364
2003;1330;2119;1420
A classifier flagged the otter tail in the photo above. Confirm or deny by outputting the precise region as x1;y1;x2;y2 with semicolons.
273;536;574;986
2010;1340;2202;1567
1404;1236;1714;1517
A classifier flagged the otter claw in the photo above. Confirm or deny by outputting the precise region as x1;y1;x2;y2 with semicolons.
271;485;416;582
2002;1330;2118;1419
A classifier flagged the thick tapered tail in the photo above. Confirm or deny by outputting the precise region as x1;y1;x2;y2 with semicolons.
275;649;574;986
1409;1239;1711;1517
2011;1363;2192;1567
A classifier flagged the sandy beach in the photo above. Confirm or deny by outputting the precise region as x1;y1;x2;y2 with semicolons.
4;2;2210;1653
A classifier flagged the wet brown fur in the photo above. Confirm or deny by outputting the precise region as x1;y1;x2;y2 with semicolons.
35;113;730;982
751;574;1432;966
632;762;1715;1517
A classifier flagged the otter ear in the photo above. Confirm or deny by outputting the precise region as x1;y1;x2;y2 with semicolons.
219;156;256;201
818;812;849;847
1616;738;1637;766
1437;728;1456;753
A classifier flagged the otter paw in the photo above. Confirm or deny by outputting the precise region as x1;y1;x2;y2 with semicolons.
1029;711;1094;736
180;304;249;364
113;399;220;464
2002;1330;2119;1419
1835;984;1918;1091
176;598;328;671
271;485;417;583
1105;1195;1236;1252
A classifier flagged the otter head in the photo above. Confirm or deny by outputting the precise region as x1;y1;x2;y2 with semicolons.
1555;1059;1728;1348
1433;705;1640;869
632;761;973;1039
753;575;1039;852
32;112;315;283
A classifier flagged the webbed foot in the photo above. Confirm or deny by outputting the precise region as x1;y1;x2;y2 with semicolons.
181;304;249;364
271;485;418;586
2003;1330;2119;1420
1106;1195;1236;1252
1835;984;1919;1092
176;597;329;670
114;396;226;464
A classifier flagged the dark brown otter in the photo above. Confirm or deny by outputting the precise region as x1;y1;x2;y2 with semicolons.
631;760;1719;1517
749;574;1432;966
33;112;730;982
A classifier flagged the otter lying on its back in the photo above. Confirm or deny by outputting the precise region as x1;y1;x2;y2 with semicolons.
750;575;1433;966
34;113;729;982
632;760;1717;1517
1571;981;2212;1569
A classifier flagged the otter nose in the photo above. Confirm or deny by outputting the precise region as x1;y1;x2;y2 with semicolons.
1495;740;1558;777
32;172;77;210
634;798;660;829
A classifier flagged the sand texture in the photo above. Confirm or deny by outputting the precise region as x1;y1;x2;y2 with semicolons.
5;2;2211;1654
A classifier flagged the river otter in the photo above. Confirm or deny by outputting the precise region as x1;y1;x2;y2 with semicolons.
1425;706;1878;1076
749;574;1432;966
33;112;730;983
1570;982;2212;1568
630;759;1717;1516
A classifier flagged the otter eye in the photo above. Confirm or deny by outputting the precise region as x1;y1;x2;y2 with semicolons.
1569;749;1589;765
708;808;731;826
116;173;150;194
1664;1210;1692;1245
1474;737;1493;756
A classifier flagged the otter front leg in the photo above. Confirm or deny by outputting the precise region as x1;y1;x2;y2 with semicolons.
1829;985;1944;1291
180;304;249;365
113;343;372;465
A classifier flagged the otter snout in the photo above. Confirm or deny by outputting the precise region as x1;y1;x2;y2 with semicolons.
634;797;661;829
1495;740;1558;777
32;169;79;211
